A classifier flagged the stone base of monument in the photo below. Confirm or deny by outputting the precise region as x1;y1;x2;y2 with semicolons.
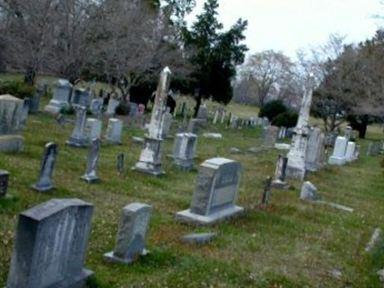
55;268;94;288
44;100;68;114
31;183;54;192
285;166;306;180
80;174;100;183
66;137;89;148
175;205;244;225
173;158;194;171
0;135;24;152
103;249;149;265
271;180;289;189
328;156;346;165
132;162;165;176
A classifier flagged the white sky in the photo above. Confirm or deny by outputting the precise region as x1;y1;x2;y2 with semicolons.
186;0;383;58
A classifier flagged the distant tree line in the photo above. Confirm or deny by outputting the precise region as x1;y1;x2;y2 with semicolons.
0;0;248;114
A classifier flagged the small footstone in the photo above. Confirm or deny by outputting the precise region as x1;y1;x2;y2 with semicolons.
203;133;222;139
230;147;241;154
300;181;320;201
181;232;217;245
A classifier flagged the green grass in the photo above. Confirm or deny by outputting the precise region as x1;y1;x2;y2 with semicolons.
1;74;384;287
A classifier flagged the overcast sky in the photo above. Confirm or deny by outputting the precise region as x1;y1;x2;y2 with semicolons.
186;0;383;59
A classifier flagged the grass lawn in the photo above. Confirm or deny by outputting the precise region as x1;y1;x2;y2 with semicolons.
0;76;384;287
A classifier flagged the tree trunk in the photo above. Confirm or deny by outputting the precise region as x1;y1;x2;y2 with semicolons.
23;67;36;86
358;115;369;139
194;92;202;118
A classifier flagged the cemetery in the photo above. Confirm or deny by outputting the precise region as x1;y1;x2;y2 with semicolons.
1;0;384;287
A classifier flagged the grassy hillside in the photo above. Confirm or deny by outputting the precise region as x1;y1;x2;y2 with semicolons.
0;75;384;287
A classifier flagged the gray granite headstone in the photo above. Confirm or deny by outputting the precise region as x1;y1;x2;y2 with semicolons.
81;138;101;183
44;79;72;114
20;97;30;127
90;98;103;117
260;177;272;207
106;118;123;145
31;142;58;192
328;136;348;165
104;203;152;264
66;105;88;147
0;169;10;197
271;155;288;189
263;125;279;147
305;127;325;172
176;157;243;225
6;198;94;288
300;181;320;201
172;132;197;171
196;104;208;121
71;88;91;108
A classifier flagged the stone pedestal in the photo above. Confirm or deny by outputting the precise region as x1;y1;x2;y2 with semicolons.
328;136;348;165
133;137;164;176
172;133;197;171
106;118;123;144
44;79;72;114
176;158;243;225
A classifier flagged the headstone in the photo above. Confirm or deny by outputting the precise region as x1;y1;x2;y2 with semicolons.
0;94;24;152
161;111;173;139
271;155;288;189
117;153;125;175
31;142;58;192
85;118;102;142
105;98;120;116
328;136;348;165
105;118;123;144
71;88;91;107
29;86;43;113
20;97;30;127
286;79;314;180
66;105;88;147
104;203;152;264
305;127;325;172
220;110;227;124
196;104;208;121
300;181;320;201
176;157;244;225
129;102;139;118
345;141;356;162
344;126;352;141
187;118;200;134
44;79;72;114
172;132;197;171
353;145;360;160
0;169;10;197
6;198;94;288
367;141;381;156
133;67;171;176
90;98;103;117
260;177;272;207
263;125;279;147
81;138;101;183
212;109;219;124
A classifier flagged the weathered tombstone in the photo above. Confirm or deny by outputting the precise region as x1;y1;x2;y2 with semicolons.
212;109;219;124
260;177;272;208
117;153;125;175
81;138;101;183
106;118;123;144
353;144;360;160
328;136;348;165
172;132;197;171
44;79;72;114
0;94;24;152
161;111;173;139
66;105;88;147
85;118;102;142
31;142;58;192
90;98;103;117
300;181;319;201
344;126;352;142
29;85;43;113
104;203;152;264
20;97;30;127
133;67;171;176
367;141;382;156
71;88;91;108
345;141;356;162
175;157;244;225
105;98;120;116
230;116;239;129
129;102;139;118
220;110;227;124
187;118;200;134
0;169;10;197
286;79;314;180
6;198;94;288
196;104;208;122
305;127;325;172
271;155;288;189
263;125;279;147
